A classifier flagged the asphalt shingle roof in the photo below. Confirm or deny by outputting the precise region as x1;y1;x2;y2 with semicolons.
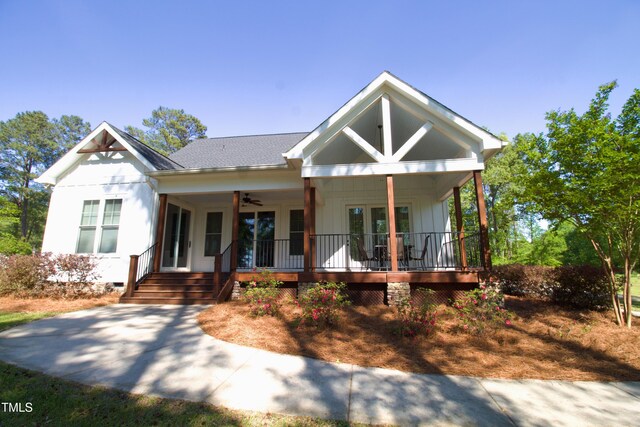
169;132;308;169
107;123;184;170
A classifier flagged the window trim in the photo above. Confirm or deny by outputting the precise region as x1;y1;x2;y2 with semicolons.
76;198;123;254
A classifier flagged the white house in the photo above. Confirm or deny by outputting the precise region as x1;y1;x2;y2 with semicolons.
37;71;506;304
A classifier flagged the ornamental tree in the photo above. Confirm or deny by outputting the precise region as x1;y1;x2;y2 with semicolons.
518;81;640;327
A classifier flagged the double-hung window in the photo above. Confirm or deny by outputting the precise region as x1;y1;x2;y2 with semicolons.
76;199;122;254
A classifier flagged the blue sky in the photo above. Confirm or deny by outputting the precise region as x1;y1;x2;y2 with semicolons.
1;0;639;139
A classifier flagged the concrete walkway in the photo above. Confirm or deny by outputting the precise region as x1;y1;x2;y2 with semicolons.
0;305;638;426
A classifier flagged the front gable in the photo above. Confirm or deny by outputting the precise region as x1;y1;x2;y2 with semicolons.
284;71;506;181
37;122;180;185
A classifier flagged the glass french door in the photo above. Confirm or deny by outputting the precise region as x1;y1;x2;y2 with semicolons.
161;203;192;269
347;205;410;262
238;211;276;268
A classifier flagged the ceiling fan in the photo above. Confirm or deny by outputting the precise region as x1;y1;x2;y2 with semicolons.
242;193;263;206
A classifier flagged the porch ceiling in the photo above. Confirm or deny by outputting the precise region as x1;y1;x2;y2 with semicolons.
170;189;304;206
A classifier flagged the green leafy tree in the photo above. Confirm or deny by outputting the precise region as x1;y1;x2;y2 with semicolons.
125;106;207;155
0;112;58;243
0;112;90;251
53;115;92;150
518;81;640;327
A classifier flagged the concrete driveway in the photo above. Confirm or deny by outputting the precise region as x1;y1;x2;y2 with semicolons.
0;304;639;426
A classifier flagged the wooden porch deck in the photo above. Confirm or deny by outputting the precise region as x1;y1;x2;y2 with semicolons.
120;269;482;305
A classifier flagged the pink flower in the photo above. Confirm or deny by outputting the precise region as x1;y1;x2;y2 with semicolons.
481;293;487;300
505;319;512;326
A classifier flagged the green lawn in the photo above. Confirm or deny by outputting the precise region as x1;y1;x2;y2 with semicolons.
0;311;60;332
0;311;353;426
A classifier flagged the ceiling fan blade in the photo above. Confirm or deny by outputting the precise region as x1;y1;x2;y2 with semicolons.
251;201;263;206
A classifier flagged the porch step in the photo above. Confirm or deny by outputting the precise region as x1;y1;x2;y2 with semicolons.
119;296;215;305
136;284;214;291
120;271;221;305
145;272;213;280
141;278;213;285
133;290;215;299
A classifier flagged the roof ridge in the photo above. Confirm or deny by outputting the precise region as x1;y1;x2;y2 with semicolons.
192;131;309;141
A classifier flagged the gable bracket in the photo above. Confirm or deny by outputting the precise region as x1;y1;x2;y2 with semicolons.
391;121;433;162
342;126;386;163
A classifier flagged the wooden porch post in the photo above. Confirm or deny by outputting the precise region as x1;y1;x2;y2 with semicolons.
453;186;468;270
152;194;168;272
231;191;240;272
126;255;139;297
310;186;316;271
473;171;491;270
386;175;398;272
304;178;311;272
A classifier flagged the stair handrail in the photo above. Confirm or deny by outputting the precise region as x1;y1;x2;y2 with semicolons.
126;243;158;298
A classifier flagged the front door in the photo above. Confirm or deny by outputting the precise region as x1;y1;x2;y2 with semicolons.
161;203;193;270
238;211;275;269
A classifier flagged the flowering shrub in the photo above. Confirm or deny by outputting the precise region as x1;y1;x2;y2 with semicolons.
451;285;514;334
242;269;283;316
395;288;438;338
0;253;104;299
297;281;350;327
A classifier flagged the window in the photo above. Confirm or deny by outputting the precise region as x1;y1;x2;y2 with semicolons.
289;209;304;255
76;199;122;254
204;212;223;256
77;200;99;253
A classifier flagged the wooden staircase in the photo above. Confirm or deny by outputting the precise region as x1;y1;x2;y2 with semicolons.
119;272;219;305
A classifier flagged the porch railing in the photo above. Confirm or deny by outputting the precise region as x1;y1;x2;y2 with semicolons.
310;231;482;271
236;239;304;271
126;243;157;297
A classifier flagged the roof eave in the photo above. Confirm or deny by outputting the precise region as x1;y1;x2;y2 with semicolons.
147;163;291;177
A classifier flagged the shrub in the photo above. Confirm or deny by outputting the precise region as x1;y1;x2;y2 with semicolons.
297;281;350;327
451;285;514;334
491;264;555;298
0;253;55;296
242;269;283;316
395;288;438;338
552;265;612;310
0;253;105;299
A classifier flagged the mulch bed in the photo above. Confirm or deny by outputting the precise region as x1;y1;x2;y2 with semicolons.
0;294;120;313
199;296;640;381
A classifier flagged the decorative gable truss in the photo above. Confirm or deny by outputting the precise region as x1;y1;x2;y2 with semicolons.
285;72;505;182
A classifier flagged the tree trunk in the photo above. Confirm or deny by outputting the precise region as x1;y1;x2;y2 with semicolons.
623;255;632;327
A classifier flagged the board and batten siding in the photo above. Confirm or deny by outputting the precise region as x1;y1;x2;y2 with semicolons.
41;152;157;283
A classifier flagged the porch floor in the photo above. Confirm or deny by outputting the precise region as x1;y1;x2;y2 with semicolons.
121;270;482;305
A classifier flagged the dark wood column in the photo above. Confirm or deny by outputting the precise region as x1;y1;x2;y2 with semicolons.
386;175;398;272
231;191;240;272
310;186;316;271
453;186;468;270
473;171;491;270
152;194;168;272
304;178;311;272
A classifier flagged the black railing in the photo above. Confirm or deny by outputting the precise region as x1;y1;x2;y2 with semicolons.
237;239;304;270
311;233;389;270
135;243;157;284
397;232;482;270
219;242;233;273
310;231;482;271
